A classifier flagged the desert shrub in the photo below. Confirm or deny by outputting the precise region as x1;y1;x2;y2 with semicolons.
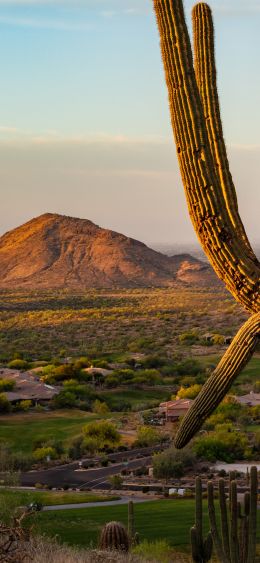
52;390;78;408
109;474;123;489
211;334;225;345
33;446;57;461
104;375;120;388
0;393;11;413
92;400;109;414
174;359;202;376
134;426;161;447
133;539;173;563
0;444;34;472
176;384;202;400
0;379;15;392
106;399;132;412
139;355;167;369
17;399;32;411
82;421;121;452
179;331;199;344
194;426;251;462
7;359;29;370
68;436;83;460
73;357;91;370
251;405;260;422
153;446;196;480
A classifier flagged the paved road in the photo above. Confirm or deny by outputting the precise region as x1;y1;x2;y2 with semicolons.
43;496;153;511
21;456;152;488
24;445;164;475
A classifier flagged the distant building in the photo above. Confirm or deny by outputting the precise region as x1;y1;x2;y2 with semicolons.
82;367;113;377
158;398;193;422
0;368;58;405
235;392;260;407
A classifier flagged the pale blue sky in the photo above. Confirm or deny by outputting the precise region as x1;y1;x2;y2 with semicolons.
0;0;259;245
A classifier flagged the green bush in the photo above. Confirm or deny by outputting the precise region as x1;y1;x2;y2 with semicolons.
0;393;11;413
153;446;196;481
133;539;173;563
179;332;199;344
176;384;202;400
92;399;109;414
7;359;29;370
0;379;15;392
194;427;251;462
33;446;57;462
134;426;161;447
52;390;78;408
109;474;123;489
82;421;121;452
18;400;32;412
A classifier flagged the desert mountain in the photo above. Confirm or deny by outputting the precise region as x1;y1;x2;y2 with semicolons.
0;213;218;288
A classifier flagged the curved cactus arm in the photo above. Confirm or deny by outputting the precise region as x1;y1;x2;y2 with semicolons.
192;3;255;257
174;312;260;448
153;0;260;312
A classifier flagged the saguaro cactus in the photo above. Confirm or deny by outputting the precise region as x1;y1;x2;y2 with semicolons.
191;477;213;562
153;0;260;447
207;467;258;563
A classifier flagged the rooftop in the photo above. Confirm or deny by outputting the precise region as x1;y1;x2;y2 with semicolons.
0;368;58;402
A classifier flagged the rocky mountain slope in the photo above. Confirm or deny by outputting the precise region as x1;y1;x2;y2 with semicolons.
0;213;218;288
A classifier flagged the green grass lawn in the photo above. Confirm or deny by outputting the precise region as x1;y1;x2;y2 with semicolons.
0;410;100;453
0;489;119;507
29;499;260;550
100;388;171;410
199;355;260;385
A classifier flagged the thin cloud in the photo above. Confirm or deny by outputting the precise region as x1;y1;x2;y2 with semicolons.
0;0;149;8
229;143;260;151
0;15;92;30
0;126;19;133
0;129;170;146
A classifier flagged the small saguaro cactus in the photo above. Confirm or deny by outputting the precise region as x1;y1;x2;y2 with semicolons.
99;521;129;552
191;477;213;563
207;466;258;563
128;500;134;541
153;0;260;448
128;501;140;546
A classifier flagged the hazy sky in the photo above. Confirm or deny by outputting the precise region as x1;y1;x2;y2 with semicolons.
0;0;259;246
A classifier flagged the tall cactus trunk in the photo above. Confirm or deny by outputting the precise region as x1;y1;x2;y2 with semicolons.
191;477;213;563
153;0;260;446
153;0;260;312
192;3;254;256
206;467;258;563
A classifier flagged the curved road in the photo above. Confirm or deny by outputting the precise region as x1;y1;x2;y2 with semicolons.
43;496;153;511
21;456;152;488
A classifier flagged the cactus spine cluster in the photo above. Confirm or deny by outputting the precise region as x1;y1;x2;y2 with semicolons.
191;477;213;562
99;521;129;552
207;467;258;563
153;0;260;447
